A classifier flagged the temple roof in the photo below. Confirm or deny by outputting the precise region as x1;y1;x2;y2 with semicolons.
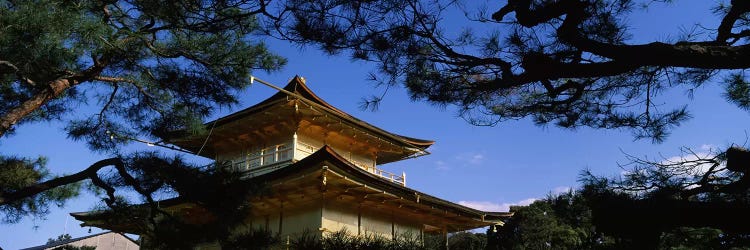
164;76;434;164
254;145;511;226
72;146;511;233
20;231;138;250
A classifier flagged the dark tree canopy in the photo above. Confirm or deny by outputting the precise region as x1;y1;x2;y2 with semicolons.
492;188;750;249
0;0;284;224
579;146;750;248
267;0;750;142
4;0;750;248
0;0;284;144
490;192;608;249
0;156;80;223
47;234;74;244
45;233;96;250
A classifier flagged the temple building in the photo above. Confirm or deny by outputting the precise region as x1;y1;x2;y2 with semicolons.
21;231;139;250
72;76;511;247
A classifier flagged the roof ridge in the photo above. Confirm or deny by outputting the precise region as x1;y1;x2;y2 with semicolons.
19;231;137;250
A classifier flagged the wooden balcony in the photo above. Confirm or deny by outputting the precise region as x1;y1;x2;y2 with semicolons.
217;140;407;186
296;141;406;186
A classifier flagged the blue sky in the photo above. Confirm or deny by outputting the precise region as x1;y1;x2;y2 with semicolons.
3;1;750;249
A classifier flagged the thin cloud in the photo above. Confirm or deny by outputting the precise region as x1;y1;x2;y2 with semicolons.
455;152;486;165
435;160;449;170
661;150;717;176
552;186;572;195
458;198;537;212
620;145;723;180
469;154;485;164
516;198;537;206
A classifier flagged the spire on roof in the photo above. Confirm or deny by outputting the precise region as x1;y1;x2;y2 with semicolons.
293;75;306;85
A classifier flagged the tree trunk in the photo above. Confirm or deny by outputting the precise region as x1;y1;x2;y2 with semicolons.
0;78;77;137
0;62;105;138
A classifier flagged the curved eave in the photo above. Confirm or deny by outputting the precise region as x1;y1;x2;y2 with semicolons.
72;146;509;233
392;134;435;149
70;211;141;233
281;76;434;149
70;199;207;234
163;76;434;153
261;146;511;226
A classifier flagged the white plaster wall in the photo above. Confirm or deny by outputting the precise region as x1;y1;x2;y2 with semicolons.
282;206;323;237
248;205;322;238
296;134;374;168
56;232;139;250
394;221;422;239
321;203;359;234
321;201;421;240
359;208;395;239
295;134;324;161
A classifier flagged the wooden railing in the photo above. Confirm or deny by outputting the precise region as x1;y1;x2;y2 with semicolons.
221;141;406;186
295;141;317;159
362;165;406;186
296;142;406;186
229;144;294;173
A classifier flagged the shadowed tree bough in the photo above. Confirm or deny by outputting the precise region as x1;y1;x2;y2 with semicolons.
486;186;750;249
579;146;750;248
267;0;750;142
0;0;285;244
5;0;750;248
262;0;750;246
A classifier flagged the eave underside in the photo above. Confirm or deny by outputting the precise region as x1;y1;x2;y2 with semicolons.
253;164;503;232
164;76;434;163
167;99;430;164
72;147;510;234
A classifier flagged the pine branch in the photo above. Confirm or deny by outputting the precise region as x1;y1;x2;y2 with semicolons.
0;158;123;205
0;60;36;86
0;59;109;138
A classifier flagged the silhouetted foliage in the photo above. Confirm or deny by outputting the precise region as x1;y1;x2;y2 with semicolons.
485;188;750;249
578;146;750;248
266;0;750;142
45;233;96;250
0;156;80;223
74;154;269;249
47;233;73;244
447;231;486;250
192;228;438;250
489;191;617;250
288;229;322;250
222;229;280;250
0;0;284;223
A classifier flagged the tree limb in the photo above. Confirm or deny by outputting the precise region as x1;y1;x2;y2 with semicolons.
0;60;108;138
0;60;36;86
717;0;750;43
0;158;123;205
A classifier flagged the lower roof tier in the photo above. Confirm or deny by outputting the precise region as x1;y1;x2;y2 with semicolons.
71;146;511;234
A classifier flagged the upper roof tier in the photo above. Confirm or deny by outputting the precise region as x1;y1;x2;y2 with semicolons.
164;76;434;164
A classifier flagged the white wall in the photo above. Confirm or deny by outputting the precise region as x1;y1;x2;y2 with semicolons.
53;232;139;250
296;134;375;169
322;200;421;240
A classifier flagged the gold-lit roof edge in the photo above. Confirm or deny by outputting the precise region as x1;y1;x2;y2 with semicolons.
164;76;434;152
71;146;512;232
303;146;513;222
